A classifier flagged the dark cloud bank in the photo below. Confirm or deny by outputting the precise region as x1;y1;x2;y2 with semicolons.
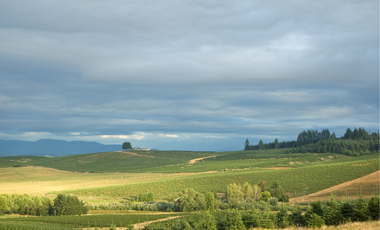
0;1;378;151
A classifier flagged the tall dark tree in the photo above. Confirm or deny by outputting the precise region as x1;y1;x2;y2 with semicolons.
343;128;353;139
274;138;279;149
324;195;343;225
244;139;250;151
269;181;284;199
122;142;132;150
368;195;380;220
258;140;264;150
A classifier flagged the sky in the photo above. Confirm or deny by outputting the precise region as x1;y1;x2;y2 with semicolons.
0;0;378;151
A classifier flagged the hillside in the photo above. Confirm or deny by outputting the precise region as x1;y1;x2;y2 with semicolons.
1;149;378;202
0;139;121;157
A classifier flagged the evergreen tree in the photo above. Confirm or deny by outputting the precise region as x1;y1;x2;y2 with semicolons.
174;218;192;230
274;138;279;149
244;139;250;151
243;207;260;229
343;128;353;139
276;205;289;228
307;213;325;228
258;180;266;192
260;212;275;229
289;205;306;227
224;209;245;230
198;212;217;230
311;200;324;217
368;195;380;220
269;181;284;199
323;195;343;225
258;140;264;150
354;195;369;221
340;201;354;222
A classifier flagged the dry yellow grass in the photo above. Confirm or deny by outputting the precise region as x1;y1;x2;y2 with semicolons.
290;171;380;203
0;166;215;197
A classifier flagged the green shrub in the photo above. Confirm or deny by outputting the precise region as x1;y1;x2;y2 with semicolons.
268;197;278;206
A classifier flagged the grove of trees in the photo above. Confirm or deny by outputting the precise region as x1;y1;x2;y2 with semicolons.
0;194;87;216
244;127;379;156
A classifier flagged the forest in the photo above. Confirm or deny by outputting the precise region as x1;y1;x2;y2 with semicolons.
244;127;379;156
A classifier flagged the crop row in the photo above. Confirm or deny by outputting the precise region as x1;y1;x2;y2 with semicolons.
0;213;182;228
52;158;379;200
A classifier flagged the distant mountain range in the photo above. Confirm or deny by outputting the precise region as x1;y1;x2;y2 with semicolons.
0;139;122;157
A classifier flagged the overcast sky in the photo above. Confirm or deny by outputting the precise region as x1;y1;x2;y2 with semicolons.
0;0;378;151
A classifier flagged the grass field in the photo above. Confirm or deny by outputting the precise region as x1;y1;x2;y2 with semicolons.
0;166;214;197
0;150;378;203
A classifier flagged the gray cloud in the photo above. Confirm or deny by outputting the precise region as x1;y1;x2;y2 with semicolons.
0;0;378;150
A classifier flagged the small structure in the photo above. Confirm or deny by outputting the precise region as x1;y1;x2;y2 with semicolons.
131;147;150;150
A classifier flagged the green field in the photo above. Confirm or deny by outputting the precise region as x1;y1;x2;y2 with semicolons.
52;157;379;201
0;149;379;202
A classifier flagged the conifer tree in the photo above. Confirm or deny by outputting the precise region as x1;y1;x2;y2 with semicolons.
243;207;260;229
323;195;343;225
224;209;245;230
198;212;217;230
340;201;354;222
276;205;289;228
260;212;275;229
354;195;369;221
368;195;380;220
289;204;306;227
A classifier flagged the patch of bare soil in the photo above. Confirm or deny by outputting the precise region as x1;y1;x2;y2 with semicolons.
134;216;181;229
114;151;157;158
290;171;380;203
188;155;216;165
352;163;371;166
264;167;293;170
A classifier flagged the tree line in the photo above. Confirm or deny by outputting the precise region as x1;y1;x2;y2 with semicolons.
0;194;87;216
244;127;379;156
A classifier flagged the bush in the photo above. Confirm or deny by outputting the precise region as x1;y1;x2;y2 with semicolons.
268;197;278;206
138;192;155;202
177;188;206;212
